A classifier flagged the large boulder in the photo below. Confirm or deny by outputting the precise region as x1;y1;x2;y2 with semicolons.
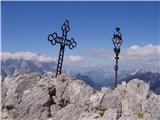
2;73;40;119
18;86;51;120
52;75;95;120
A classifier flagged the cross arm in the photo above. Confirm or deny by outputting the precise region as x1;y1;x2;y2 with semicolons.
48;32;77;49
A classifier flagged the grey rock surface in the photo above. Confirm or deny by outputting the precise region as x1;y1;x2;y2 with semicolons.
1;74;160;120
18;86;50;120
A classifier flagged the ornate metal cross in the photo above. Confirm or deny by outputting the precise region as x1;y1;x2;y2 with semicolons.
48;20;77;77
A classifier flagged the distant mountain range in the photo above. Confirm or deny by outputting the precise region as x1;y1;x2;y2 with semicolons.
1;52;160;94
119;70;160;94
75;70;160;94
1;58;56;78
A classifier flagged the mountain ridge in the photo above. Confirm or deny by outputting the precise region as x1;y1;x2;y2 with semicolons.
1;51;160;95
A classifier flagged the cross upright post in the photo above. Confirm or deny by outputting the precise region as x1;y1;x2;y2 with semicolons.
48;20;77;77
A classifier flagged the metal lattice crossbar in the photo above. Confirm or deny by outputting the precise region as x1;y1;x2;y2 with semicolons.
48;20;77;77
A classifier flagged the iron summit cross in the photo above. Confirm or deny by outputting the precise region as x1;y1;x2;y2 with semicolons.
48;20;77;77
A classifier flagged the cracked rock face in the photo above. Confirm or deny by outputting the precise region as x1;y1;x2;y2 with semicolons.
18;86;51;120
1;74;160;120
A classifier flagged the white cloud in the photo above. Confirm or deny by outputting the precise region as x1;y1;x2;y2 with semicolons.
84;44;160;62
65;55;83;63
0;51;57;62
0;51;84;64
81;44;160;72
83;48;113;58
1;44;159;72
122;44;160;61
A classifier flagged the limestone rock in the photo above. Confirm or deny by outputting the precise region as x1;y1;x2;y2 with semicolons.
102;108;117;120
62;79;95;107
118;114;138;120
90;92;105;109
53;104;85;120
126;79;150;101
142;94;160;120
100;91;121;113
18;86;51;120
50;104;61;116
2;74;40;119
1;74;160;120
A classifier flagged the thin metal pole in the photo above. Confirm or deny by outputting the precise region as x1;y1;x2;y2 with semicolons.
114;56;118;88
114;50;119;88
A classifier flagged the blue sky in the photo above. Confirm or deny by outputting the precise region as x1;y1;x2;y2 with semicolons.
2;1;159;55
1;1;160;72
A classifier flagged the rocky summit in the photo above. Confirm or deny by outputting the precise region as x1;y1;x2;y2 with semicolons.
1;74;160;120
